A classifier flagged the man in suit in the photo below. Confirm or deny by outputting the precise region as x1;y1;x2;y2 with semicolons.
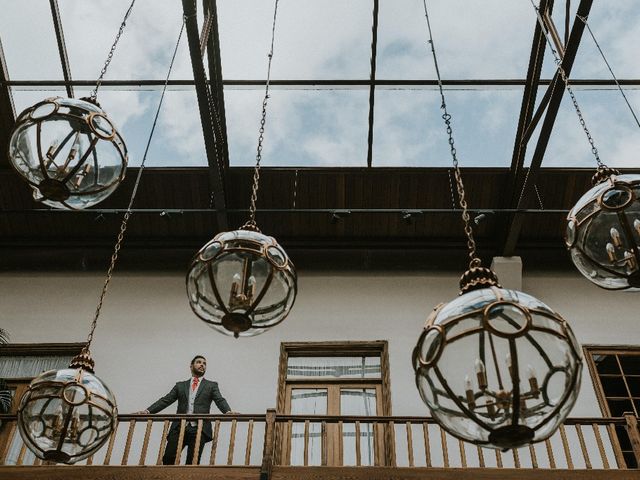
139;355;233;465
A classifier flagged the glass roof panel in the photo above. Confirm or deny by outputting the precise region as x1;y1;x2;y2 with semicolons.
377;0;534;79
527;88;640;168
0;0;64;80
373;88;523;167
218;0;373;80
12;89;68;117
59;0;192;81
226;88;369;166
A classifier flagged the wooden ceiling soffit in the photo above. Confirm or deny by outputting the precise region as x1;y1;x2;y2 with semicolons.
182;0;228;231
0;35;15;170
500;0;594;257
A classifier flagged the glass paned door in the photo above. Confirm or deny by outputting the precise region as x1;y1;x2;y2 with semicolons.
288;388;327;466
340;387;377;466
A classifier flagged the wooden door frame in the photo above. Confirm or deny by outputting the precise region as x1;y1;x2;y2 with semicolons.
275;341;392;466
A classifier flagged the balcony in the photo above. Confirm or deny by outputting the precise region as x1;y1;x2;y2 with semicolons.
1;411;639;479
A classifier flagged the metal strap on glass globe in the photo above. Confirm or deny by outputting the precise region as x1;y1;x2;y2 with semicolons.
529;2;640;290
412;0;582;450
8;0;136;209
187;0;297;339
16;19;185;464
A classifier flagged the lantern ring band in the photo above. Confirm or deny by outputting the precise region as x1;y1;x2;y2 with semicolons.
414;325;445;368
482;301;532;338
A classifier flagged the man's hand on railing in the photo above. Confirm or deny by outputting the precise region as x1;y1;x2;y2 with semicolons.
225;411;240;415
134;409;150;414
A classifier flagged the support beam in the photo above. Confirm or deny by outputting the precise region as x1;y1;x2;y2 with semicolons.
182;0;227;231
365;0;379;167
0;35;15;170
501;0;593;256
49;0;74;98
204;0;229;169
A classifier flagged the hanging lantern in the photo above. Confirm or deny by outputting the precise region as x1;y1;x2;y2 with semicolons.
186;0;296;337
8;97;127;210
17;349;117;464
187;226;297;338
413;267;582;449
566;167;640;290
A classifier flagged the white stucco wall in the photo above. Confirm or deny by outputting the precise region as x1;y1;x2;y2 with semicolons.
0;269;638;418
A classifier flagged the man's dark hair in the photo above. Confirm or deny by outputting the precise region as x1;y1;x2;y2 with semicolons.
191;355;206;365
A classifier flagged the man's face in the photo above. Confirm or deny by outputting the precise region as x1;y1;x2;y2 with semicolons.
191;357;207;377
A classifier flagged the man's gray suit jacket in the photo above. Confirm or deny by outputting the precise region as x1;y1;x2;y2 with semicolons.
147;379;231;440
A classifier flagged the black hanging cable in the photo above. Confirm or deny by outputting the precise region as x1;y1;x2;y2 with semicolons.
83;19;186;351
422;0;480;269
577;15;640;130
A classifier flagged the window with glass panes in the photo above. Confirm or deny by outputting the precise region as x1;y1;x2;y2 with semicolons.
584;346;640;468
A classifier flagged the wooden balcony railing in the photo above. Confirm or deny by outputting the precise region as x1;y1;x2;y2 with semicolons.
1;411;640;477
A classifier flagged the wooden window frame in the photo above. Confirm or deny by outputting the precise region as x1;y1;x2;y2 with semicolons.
583;344;640;468
0;343;83;462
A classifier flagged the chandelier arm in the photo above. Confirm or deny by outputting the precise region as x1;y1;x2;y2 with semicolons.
244;0;281;229
528;0;605;169
89;0;137;102
84;19;186;350
577;15;640;129
421;0;481;269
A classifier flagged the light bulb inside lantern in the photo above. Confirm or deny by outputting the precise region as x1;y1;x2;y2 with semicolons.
610;227;622;248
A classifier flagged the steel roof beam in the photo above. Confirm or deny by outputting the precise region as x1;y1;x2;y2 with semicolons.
501;0;594;256
182;0;227;231
0;36;15;170
49;0;74;99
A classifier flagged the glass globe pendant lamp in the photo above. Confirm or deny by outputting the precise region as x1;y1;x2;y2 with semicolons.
566;167;640;290
7;0;136;210
412;1;582;450
17;349;117;464
9;97;127;209
186;0;296;338
412;267;583;450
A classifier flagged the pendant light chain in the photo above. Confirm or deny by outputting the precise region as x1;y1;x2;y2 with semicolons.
577;15;640;130
84;20;186;350
89;0;137;102
422;0;480;269
529;1;606;168
244;0;281;230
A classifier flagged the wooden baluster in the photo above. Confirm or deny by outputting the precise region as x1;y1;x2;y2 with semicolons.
86;454;93;466
624;413;640;468
545;438;556;468
355;421;361;467
373;422;380;466
2;426;17;465
103;421;119;465
575;424;591;469
592;424;609;469
338;421;344;466
387;421;397;467
303;420;310;466
477;446;485;468
209;420;221;465
174;419;186;465
512;447;520;468
529;444;537;468
245;420;254;466
321;421;327;466
156;420;170;465
16;444;27;465
560;425;573;469
440;427;449;468
33;456;42;466
139;419;153;466
227;419;237;465
286;420;293;466
457;440;466;467
406;422;414;467
495;449;503;468
260;409;276;480
423;422;432;467
192;420;203;465
121;419;136;465
607;423;626;469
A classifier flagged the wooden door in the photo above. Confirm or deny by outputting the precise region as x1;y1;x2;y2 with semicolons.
282;383;383;466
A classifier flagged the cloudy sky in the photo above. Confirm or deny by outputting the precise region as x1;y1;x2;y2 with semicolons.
0;0;639;168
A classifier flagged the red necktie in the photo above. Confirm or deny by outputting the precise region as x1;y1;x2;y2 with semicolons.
192;377;199;392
